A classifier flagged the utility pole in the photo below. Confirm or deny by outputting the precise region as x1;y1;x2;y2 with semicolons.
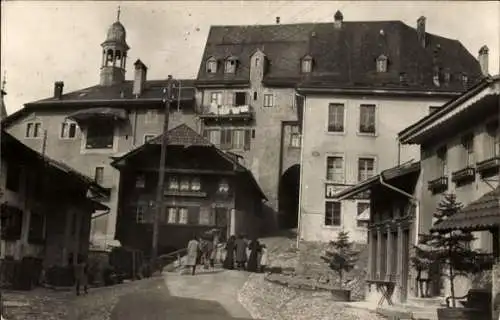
151;75;177;265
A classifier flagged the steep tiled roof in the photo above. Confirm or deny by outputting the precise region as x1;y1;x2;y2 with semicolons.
1;129;109;200
148;123;212;147
27;79;197;105
110;123;267;200
432;187;500;232
197;20;483;91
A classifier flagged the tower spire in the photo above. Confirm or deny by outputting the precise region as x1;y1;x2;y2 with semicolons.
117;6;121;22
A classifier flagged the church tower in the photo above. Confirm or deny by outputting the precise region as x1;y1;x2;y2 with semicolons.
100;7;129;86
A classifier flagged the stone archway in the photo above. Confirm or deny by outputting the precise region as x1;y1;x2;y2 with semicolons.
278;164;300;229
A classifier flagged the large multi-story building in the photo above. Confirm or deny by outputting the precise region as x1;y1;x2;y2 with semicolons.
296;12;487;243
195;18;306;229
2;12;198;249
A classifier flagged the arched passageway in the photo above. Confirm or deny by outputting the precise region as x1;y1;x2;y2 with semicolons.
278;164;300;229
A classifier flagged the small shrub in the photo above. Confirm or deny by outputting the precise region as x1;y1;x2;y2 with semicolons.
321;231;359;288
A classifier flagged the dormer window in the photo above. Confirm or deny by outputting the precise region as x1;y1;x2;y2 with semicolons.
206;57;217;74
301;55;313;73
376;55;388;73
225;56;238;74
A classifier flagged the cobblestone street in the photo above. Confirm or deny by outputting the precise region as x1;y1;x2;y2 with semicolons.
1;268;385;320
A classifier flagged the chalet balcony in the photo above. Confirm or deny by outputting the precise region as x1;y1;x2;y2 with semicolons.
476;156;500;177
163;189;208;198
199;103;254;121
451;167;476;185
427;176;448;193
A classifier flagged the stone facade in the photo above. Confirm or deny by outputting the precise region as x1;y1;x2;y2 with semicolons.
5;109;197;247
299;94;450;243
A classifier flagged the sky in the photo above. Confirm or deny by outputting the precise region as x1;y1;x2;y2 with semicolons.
1;1;499;114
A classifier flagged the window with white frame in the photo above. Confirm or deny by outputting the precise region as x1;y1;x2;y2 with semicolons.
220;128;233;150
199;207;213;225
85;122;114;149
178;208;188;224
218;178;230;193
145;110;159;124
191;177;201;191
376;55;388;73
325;201;341;226
168;176;179;190
225;57;237;73
180;177;190;191
144;134;155;143
290;125;301;148
94;167;104;185
461;134;475;167
358;158;375;182
167;207;177;224
359;104;376;134
25;122;42;138
485;120;500;158
203;129;220;145
60;121;77;139
136;205;146;223
264;94;274;107
210;92;223;106
232;129;245;149
301;56;312;73
356;201;370;228
437;146;448;176
326;156;344;183
328;103;344;132
206;57;217;73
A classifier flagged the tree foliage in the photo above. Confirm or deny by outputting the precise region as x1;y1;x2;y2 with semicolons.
411;193;494;306
321;230;359;288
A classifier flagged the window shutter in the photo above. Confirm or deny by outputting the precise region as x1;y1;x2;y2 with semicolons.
225;92;234;106
187;207;200;225
244;129;251;150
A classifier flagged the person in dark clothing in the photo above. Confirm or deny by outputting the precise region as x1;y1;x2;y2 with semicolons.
234;234;248;270
223;235;236;270
246;238;261;272
74;258;88;296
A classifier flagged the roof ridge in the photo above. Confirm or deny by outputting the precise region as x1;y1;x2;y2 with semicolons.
209;20;404;28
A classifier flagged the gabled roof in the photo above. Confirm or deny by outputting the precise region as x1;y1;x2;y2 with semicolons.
398;75;500;144
1;79;197;128
1;129;109;200
197;19;483;91
110;124;267;200
432;187;500;233
27;79;196;105
335;161;421;200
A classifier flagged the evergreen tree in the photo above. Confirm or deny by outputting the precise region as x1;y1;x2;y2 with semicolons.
412;193;493;307
321;230;359;288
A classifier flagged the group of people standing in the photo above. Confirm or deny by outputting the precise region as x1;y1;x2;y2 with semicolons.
223;234;268;273
184;232;268;275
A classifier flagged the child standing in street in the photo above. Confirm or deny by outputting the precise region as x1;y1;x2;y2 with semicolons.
259;244;268;273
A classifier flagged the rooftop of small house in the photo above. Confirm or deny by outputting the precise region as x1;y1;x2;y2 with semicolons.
197;13;484;92
110;123;268;201
398;75;499;145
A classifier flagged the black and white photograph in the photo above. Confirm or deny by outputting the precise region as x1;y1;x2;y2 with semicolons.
0;1;499;319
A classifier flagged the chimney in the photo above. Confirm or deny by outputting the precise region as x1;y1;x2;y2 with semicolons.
133;59;148;97
276;16;280;24
478;45;489;76
417;16;426;48
54;81;64;99
334;10;343;29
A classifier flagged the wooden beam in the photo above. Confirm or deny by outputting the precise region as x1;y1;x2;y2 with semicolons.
139;168;236;175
